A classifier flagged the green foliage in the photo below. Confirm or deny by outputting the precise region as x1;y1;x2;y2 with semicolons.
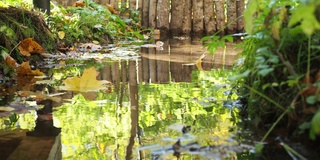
49;1;144;46
238;0;320;141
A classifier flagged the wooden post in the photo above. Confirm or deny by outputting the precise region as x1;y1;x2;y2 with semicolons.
170;1;184;36
129;0;136;9
182;0;192;35
215;0;226;35
192;0;204;36
237;0;245;32
149;0;157;29
227;0;237;34
157;0;170;36
204;0;216;35
142;0;149;28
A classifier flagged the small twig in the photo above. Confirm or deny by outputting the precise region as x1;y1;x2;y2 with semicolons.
9;41;21;55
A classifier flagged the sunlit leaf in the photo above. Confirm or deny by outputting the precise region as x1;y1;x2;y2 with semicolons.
58;31;65;39
272;21;281;41
61;67;111;92
18;38;44;56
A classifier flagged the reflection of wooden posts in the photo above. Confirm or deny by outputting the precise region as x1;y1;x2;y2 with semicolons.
170;1;183;36
227;0;237;34
125;60;139;159
215;0;225;35
141;48;150;82
148;48;157;83
99;64;112;82
192;0;204;36
112;61;120;92
204;0;216;35
157;0;170;36
156;40;169;83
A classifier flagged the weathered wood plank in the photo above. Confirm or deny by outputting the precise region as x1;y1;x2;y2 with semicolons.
204;0;216;35
227;0;237;33
142;0;149;28
182;0;192;35
237;0;245;32
157;0;170;35
192;0;204;36
215;0;226;35
170;1;184;36
149;0;157;29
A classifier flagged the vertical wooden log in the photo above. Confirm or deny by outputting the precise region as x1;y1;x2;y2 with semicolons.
192;0;204;36
182;0;192;35
129;0;136;9
142;0;149;28
149;0;157;29
237;0;245;32
204;0;216;35
215;0;226;35
227;0;237;34
170;1;184;36
157;0;170;36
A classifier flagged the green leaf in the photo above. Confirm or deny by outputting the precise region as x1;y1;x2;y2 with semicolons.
306;95;316;105
229;70;251;81
258;68;274;77
255;143;264;154
311;110;320;135
244;0;258;34
221;35;233;43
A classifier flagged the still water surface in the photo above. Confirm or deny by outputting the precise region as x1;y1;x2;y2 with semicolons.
0;39;255;159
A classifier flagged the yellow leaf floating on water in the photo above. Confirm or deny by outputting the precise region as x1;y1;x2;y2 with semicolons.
61;67;111;92
0;106;15;112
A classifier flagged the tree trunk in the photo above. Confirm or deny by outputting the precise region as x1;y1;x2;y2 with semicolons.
227;0;237;34
157;0;170;36
237;0;245;32
204;0;216;35
149;0;157;29
192;0;204;36
170;1;184;36
182;0;192;35
142;0;149;28
215;0;226;35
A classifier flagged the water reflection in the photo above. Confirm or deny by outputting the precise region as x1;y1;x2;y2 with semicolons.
0;39;247;159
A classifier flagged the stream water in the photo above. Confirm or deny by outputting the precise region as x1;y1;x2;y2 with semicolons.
0;38;259;159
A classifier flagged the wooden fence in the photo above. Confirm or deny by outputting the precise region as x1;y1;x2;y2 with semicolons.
54;0;245;37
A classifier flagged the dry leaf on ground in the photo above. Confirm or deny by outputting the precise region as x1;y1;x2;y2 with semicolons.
18;38;44;56
16;62;44;76
60;67;111;92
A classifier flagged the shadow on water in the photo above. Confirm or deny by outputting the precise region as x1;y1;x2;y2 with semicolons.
0;38;260;159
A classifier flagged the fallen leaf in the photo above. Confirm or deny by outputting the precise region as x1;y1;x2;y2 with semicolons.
18;38;44;56
61;67;111;92
5;55;18;70
16;62;44;76
58;31;65;39
195;54;206;71
106;4;118;14
73;0;85;7
300;85;319;97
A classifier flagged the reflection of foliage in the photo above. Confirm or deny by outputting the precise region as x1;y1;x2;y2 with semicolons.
138;69;240;157
0;111;36;130
54;94;131;159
